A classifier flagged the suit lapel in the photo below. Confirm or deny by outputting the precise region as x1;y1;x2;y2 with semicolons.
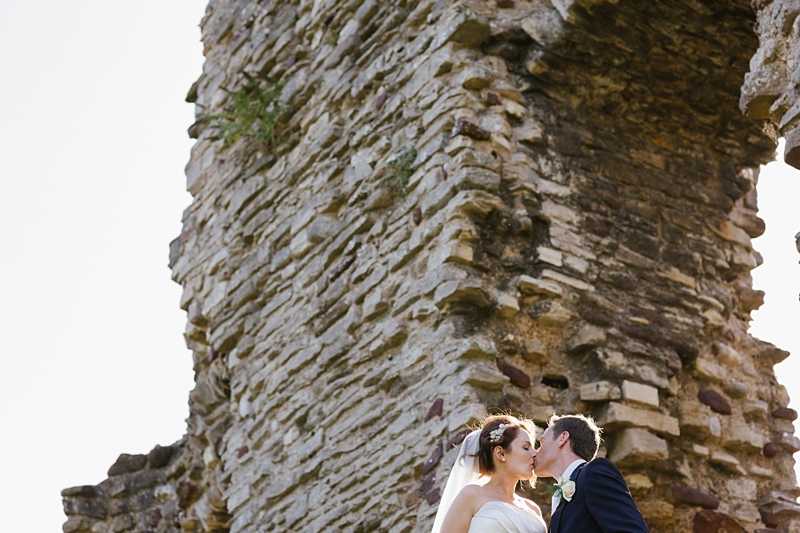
549;463;587;533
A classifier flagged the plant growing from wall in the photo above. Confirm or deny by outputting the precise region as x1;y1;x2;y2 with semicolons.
206;73;286;150
384;147;418;193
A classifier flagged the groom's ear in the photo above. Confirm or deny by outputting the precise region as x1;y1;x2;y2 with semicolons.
556;431;570;449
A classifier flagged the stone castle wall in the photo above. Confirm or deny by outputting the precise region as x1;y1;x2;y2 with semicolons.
63;0;800;532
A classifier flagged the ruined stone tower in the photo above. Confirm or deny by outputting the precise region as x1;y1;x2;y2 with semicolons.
62;0;800;532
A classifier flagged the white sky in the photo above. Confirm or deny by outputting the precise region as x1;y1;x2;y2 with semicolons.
0;3;798;532
0;1;206;530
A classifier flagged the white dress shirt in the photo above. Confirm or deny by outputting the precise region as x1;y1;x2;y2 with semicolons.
551;459;587;516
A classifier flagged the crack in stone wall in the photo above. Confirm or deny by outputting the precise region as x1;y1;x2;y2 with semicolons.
63;0;800;532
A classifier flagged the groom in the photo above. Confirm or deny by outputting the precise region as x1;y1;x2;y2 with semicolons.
533;414;648;533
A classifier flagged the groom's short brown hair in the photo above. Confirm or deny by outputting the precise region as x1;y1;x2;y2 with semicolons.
548;414;602;461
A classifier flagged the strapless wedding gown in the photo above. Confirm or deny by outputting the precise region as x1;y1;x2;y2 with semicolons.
467;501;547;533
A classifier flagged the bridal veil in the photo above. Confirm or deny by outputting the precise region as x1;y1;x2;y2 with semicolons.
430;429;483;533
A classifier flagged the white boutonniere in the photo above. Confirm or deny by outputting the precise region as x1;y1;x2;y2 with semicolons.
542;474;577;502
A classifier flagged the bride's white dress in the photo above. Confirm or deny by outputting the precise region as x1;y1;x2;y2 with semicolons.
467;501;547;533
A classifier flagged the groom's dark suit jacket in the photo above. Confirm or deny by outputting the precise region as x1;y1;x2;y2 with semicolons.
550;458;648;533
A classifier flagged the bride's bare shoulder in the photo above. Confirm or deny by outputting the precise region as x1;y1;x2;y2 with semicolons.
447;484;488;517
457;484;484;500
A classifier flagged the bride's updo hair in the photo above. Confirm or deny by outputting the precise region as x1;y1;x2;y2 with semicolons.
476;414;538;475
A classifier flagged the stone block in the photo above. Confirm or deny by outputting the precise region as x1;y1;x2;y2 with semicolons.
638;501;675;528
148;444;173;469
723;381;749;399
61;486;99;498
63;498;107;519
363;288;389;320
671;486;720;509
445;190;503;219
111;513;134;532
778;432;800;453
512;120;544;143
451;120;492;143
565;325;606;354
290;229;315;259
107;454;148;476
448;338;496;361
726;478;757;502
708;220;752;247
435;10;491;48
749;465;774;478
698;389;731;415
787;123;800;170
521;339;549;365
687;443;710;456
740;68;784;119
758;343;790;365
63;517;94;533
447;403;487;432
677;402;712;438
495;293;520;317
714;343;742;366
759;490;800;518
759;508;780;529
579;381;621;402
425;399;444;422
607;428;669;468
541;269;592;291
536;246;563;267
743;398;769;418
517;275;562;297
774;482;800;499
773;407;799;421
709;449;743;473
434;279;492;309
499;363;530;388
764;442;780;458
625;473;653;495
107;480;126;498
597;402;679;437
462;362;509;391
692;357;727;384
721;420;765;453
529;405;556;424
621;380;659;407
454;65;492;90
428;242;473;270
527;301;576;326
448;167;500;193
693;510;747;533
503;99;526;119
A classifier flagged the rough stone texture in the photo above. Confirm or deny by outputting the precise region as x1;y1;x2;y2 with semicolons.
64;0;800;532
744;0;800;169
62;443;183;533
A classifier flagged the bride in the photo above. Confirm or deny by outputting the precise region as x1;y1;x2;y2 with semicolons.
431;415;547;533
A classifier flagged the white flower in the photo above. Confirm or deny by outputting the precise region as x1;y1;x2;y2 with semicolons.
553;474;577;502
560;480;576;501
489;423;509;443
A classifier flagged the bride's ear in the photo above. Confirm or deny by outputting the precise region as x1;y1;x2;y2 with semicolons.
493;445;506;463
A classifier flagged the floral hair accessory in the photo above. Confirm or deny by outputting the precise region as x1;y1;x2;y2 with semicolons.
489;423;509;443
